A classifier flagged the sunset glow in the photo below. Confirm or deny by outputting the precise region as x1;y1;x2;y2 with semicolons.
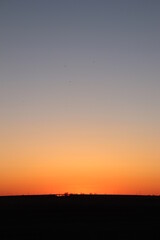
0;0;160;196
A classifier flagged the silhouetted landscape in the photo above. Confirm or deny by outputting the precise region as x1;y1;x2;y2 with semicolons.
0;194;160;239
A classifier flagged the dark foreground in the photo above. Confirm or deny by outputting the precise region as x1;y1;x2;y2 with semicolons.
0;195;160;239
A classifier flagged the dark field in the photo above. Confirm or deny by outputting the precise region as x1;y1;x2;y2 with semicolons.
0;195;160;239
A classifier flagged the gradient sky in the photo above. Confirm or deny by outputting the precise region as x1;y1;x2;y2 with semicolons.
0;0;160;195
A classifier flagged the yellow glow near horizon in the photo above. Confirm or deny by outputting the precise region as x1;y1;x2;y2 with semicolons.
0;118;160;196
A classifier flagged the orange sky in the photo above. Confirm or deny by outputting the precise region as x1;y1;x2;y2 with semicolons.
1;118;160;196
1;1;160;196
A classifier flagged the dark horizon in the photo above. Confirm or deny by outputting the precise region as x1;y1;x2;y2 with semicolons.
1;191;160;239
1;193;160;197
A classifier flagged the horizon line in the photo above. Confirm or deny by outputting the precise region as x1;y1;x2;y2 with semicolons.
0;193;160;197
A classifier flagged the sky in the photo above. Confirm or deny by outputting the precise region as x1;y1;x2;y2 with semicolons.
0;0;160;196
